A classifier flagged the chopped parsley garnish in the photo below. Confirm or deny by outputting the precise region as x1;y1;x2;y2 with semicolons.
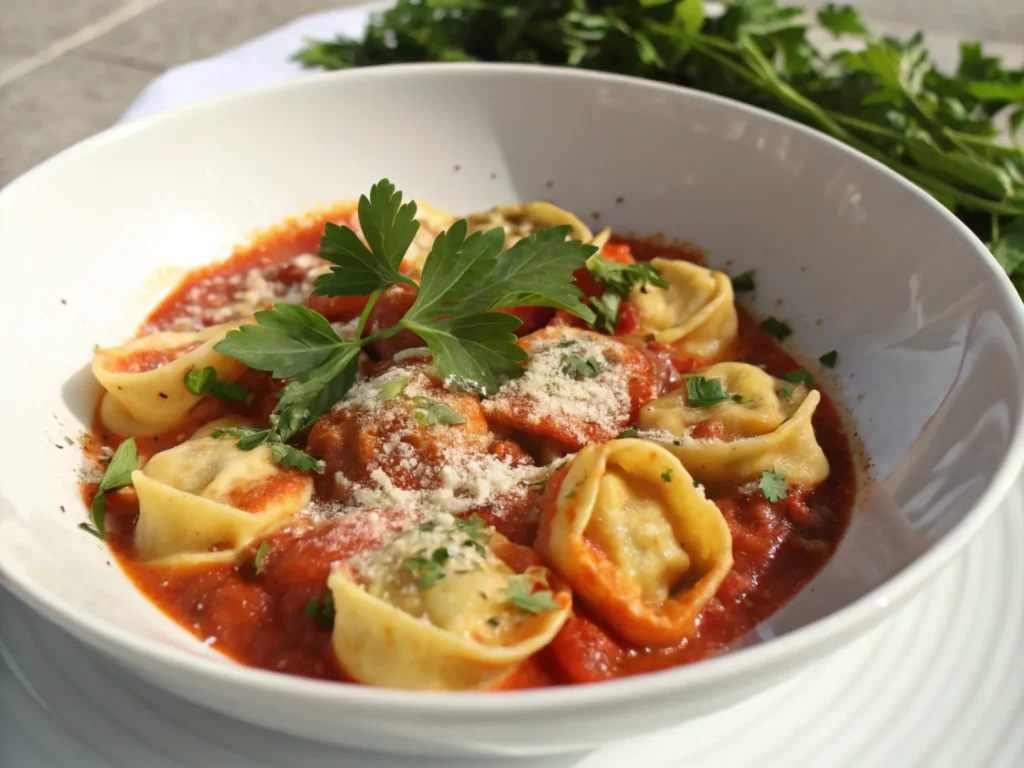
692;480;702;488
506;575;560;614
411;397;464;426
778;387;794;400
761;317;793;340
402;552;448;588
561;353;605;379
213;179;596;458
685;376;743;407
564;489;575;500
183;366;251;404
211;412;326;474
660;468;673;483
731;271;756;292
781;369;814;387
304;595;336;630
379;375;410;400
586;255;668;334
89;438;139;538
509;573;565;618
252;541;270;578
456;515;489;557
617;427;639;439
819;350;839;368
759;469;788;502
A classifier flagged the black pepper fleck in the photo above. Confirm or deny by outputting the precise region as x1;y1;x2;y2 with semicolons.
60;298;68;305
453;164;461;172
60;505;66;514
545;180;555;188
159;392;169;399
489;172;498;180
615;196;625;204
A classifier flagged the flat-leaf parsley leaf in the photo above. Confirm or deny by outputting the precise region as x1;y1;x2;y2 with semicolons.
759;469;788;502
506;575;560;614
90;438;139;538
184;366;251;403
686;376;744;407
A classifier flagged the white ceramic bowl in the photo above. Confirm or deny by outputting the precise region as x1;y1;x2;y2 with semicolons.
1;64;1023;758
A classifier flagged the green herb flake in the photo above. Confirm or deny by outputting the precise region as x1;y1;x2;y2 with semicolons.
89;438;139;538
252;541;270;578
561;353;605;379
781;369;814;387
686;376;740;407
731;270;756;292
617;427;640;439
585;255;668;333
379;375;410;400
759;469;788;503
412;397;465;427
184;366;251;404
761;317;793;341
402;556;447;588
304;595;336;630
819;350;839;368
506;575;560;614
778;387;795;400
660;468;674;483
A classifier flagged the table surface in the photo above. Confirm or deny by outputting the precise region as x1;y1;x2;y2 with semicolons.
1;0;1023;188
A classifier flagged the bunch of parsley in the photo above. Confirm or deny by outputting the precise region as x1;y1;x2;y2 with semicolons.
294;0;1024;292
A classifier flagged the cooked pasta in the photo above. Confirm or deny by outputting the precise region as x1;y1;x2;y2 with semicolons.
79;188;856;691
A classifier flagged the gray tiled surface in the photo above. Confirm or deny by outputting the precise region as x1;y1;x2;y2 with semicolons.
1;0;1022;189
83;0;353;69
0;56;153;184
0;0;132;55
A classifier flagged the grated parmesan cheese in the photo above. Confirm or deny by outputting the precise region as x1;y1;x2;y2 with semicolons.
483;331;631;445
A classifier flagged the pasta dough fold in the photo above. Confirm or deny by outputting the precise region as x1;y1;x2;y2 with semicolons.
638;362;830;486
329;516;571;690
630;258;738;361
536;439;733;648
92;321;246;437
133;417;313;561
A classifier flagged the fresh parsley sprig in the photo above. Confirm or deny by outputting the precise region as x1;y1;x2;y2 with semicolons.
759;469;788;502
213;179;597;468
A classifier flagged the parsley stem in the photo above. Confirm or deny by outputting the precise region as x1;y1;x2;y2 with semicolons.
354;289;383;342
359;323;410;348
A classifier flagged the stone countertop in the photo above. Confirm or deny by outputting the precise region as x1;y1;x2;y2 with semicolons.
1;0;1022;188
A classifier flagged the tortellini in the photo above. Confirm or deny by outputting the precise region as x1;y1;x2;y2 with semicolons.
132;417;313;562
638;362;830;486
630;258;738;361
536;439;733;648
92;321;247;437
466;202;594;247
329;515;571;690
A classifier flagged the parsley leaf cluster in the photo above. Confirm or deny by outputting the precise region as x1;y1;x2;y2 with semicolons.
586;254;668;334
294;1;1024;294
213;179;596;470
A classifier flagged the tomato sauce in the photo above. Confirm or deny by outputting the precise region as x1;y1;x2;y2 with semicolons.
83;213;858;689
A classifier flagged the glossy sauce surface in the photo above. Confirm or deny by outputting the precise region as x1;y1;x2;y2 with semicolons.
84;207;856;688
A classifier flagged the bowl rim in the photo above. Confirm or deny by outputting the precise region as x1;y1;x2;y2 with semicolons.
3;61;1024;714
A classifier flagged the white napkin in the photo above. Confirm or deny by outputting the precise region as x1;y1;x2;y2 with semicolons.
119;4;1023;125
117;4;381;123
